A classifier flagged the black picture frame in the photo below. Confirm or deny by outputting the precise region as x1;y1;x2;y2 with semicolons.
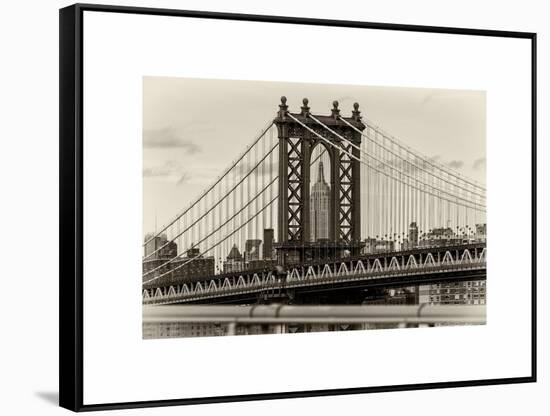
59;3;537;412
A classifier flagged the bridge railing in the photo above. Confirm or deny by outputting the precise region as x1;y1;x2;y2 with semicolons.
143;304;486;337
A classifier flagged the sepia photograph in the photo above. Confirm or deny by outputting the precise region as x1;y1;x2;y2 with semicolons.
141;77;487;339
57;4;537;410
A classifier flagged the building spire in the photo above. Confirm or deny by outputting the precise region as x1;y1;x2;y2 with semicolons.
317;161;326;183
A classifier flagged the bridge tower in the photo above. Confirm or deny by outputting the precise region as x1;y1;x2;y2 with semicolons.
274;97;365;265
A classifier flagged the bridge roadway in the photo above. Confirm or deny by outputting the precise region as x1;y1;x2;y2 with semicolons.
143;242;486;305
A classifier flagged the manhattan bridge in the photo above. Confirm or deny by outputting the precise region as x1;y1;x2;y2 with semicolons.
142;97;486;307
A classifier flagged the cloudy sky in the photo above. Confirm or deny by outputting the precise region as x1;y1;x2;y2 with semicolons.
143;77;485;235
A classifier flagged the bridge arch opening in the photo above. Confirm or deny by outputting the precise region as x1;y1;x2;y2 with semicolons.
309;142;332;243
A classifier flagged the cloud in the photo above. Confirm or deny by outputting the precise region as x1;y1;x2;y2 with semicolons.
370;154;470;177
420;93;436;106
143;166;169;178
143;160;186;181
143;127;201;153
473;157;486;170
446;160;464;169
372;155;435;176
143;160;220;186
234;160;277;177
176;173;191;185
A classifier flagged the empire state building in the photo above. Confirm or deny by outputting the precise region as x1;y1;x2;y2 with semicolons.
310;161;331;241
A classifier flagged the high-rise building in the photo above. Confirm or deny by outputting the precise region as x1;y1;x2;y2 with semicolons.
364;287;418;305
224;244;244;273
419;281;486;306
263;228;274;260
363;238;395;254
245;239;262;261
475;223;487;242
142;233;178;284
417;227;486;306
418;227;461;247
142;235;215;287
408;222;419;247
310;161;331;242
143;233;177;259
143;322;226;339
401;222;419;250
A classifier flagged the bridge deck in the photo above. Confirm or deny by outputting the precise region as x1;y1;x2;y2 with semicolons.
143;244;486;305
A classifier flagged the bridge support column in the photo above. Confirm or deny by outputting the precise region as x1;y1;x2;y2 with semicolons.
273;97;365;265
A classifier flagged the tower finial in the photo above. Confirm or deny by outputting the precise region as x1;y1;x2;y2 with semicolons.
352;102;361;121
331;100;340;118
318;161;326;183
301;97;310;116
278;96;288;118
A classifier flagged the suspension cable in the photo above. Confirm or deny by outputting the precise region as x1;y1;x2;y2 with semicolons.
143;177;278;279
143;141;278;260
363;117;486;191
308;114;485;209
143;196;278;285
142;145;328;277
286;113;484;212
337;116;486;200
143;120;274;247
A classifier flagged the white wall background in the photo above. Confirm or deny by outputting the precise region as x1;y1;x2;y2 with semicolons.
0;0;547;414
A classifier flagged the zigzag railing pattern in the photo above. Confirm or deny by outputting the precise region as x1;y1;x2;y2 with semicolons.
143;246;486;305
